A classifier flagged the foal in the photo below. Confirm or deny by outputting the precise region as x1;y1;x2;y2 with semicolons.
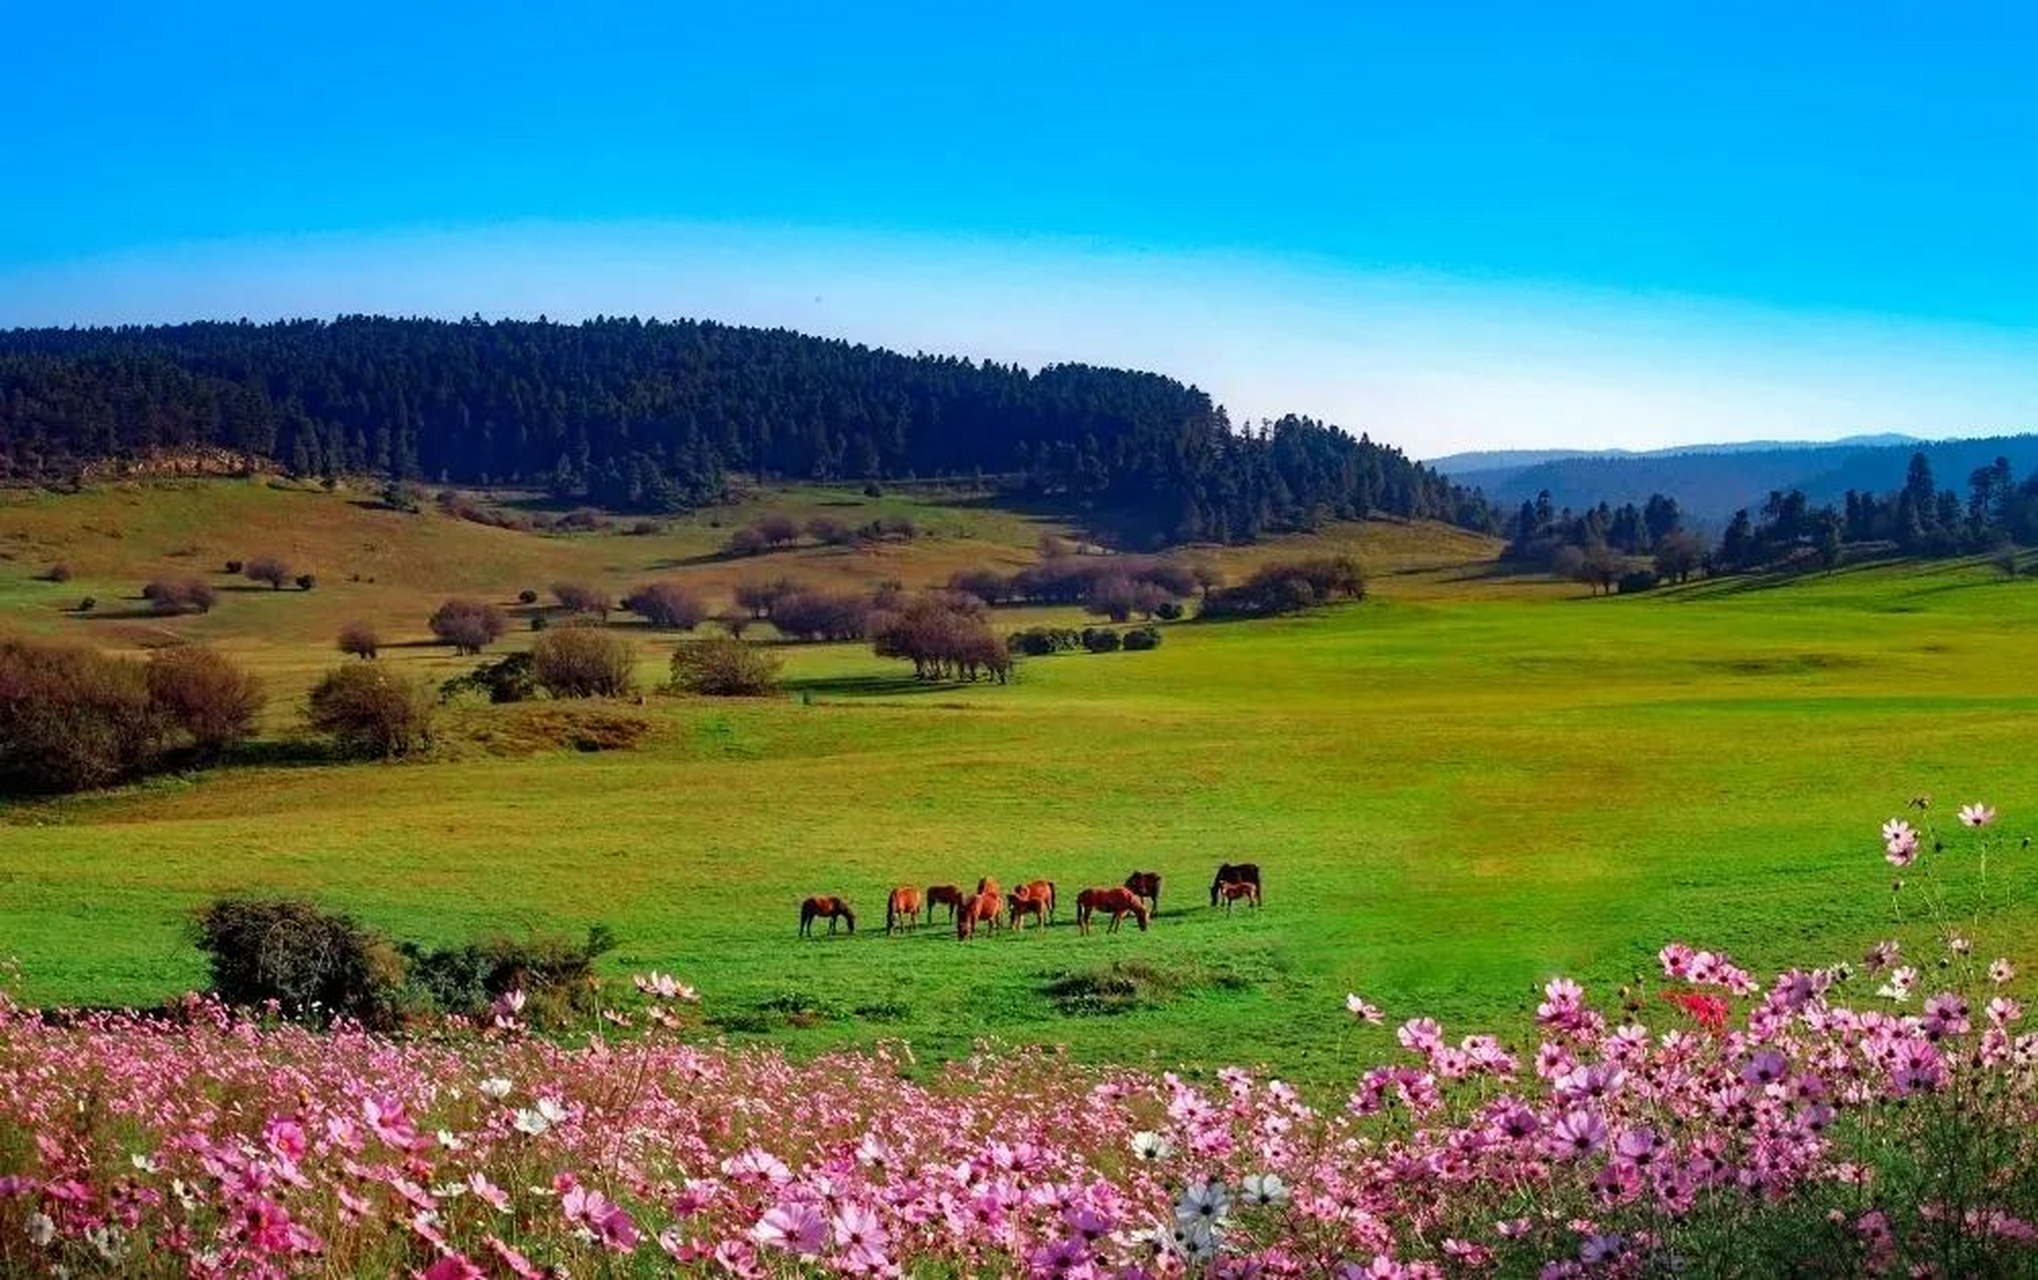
1216;879;1260;914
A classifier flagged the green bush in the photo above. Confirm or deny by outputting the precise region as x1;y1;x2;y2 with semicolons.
531;625;637;699
1081;627;1122;653
193;897;408;1027
669;637;782;696
306;662;435;757
402;926;617;1026
1618;568;1662;594
441;651;538;704
1007;626;1082;657
1122;626;1162;651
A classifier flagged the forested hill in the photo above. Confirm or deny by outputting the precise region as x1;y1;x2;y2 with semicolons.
0;316;1494;543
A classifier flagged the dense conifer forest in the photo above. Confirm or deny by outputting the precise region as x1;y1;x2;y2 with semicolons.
0;316;1495;542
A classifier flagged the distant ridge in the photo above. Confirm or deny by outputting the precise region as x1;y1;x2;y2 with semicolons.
1427;434;1922;483
1437;433;2038;527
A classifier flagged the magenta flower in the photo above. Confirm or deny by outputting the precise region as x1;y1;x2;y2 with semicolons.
1346;993;1385;1024
752;1201;826;1257
1547;1109;1607;1159
832;1203;891;1271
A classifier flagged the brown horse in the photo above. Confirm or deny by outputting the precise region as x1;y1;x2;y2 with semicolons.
1124;871;1162;915
1006;889;1047;931
957;889;1004;941
976;876;1001;899
886;886;925;933
1076;886;1151;936
925;884;967;923
1210;862;1262;908
1016;879;1058;922
799;896;856;937
1216;879;1261;914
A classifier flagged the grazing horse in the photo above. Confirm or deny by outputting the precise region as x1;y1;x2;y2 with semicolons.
1210;862;1262;908
925;884;967;922
799;896;856;937
1076;886;1151;936
1006;888;1048;931
886;886;925;933
1015;879;1057;922
1216;879;1261;914
1123;871;1162;915
957;889;1004;941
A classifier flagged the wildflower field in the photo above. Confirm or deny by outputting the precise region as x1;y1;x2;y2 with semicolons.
3;810;2035;1275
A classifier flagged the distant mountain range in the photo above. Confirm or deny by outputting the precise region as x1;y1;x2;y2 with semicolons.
1432;433;2038;528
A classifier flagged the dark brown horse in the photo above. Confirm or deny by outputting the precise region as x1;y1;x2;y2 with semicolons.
1006;888;1048;931
1015;879;1057;922
925;884;967;922
1210;863;1261;907
886;886;925;933
1216;879;1260;913
799;896;856;937
1123;871;1162;915
957;889;1004;941
1076;886;1151;936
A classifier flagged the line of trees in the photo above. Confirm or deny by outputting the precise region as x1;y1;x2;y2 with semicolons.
0;316;1496;542
1719;451;2038;574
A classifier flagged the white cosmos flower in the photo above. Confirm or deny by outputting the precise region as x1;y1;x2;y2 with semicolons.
512;1108;551;1136
479;1077;513;1101
1174;1179;1231;1229
1241;1172;1289;1207
26;1212;55;1248
1129;1130;1173;1162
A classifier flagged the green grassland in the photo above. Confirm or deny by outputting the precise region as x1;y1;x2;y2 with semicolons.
1;479;2033;1085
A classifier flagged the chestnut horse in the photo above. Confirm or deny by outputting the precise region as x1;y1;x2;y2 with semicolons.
1216;879;1260;913
976;876;1001;899
886;886;925;933
1123;871;1162;915
925;884;967;922
1076;886;1151;936
1015;879;1057;922
956;889;1004;941
1210;862;1262;908
1006;889;1047;931
799;896;856;937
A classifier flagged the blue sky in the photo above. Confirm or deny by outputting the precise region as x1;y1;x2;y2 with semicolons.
4;2;2034;454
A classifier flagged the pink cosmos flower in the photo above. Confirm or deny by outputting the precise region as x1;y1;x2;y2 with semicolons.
1547;1109;1607;1159
262;1116;307;1163
1958;802;1997;828
832;1203;891;1271
1346;993;1385;1024
422;1255;485;1280
1991;958;2017;985
752;1201;826;1256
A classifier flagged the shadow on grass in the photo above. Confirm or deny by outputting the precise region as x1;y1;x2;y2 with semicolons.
783;672;1007;699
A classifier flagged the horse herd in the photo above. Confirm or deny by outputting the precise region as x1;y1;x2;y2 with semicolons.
797;863;1263;941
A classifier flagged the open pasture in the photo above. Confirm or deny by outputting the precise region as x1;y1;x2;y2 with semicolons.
1;481;2033;1084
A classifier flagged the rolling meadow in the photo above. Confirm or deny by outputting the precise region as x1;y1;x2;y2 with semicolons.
2;478;2033;1084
